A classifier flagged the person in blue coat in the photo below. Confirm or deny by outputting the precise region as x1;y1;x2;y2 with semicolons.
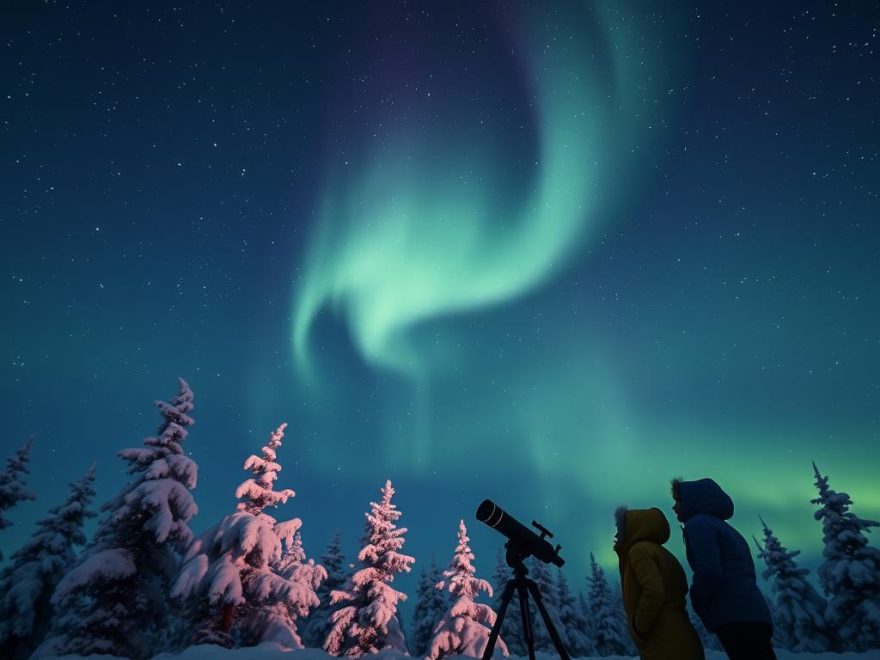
671;477;776;660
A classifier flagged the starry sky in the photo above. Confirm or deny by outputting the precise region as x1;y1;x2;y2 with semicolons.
2;0;878;614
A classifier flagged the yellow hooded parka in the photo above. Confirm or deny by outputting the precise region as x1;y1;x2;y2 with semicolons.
615;507;705;660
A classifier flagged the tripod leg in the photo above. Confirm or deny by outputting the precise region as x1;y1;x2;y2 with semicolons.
482;579;517;660
526;579;571;660
517;580;537;660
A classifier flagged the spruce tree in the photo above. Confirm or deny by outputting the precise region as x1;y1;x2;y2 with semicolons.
529;557;562;653
37;378;198;659
556;568;594;657
491;549;524;657
268;531;327;648
410;564;432;655
325;479;415;656
755;517;829;652
427;520;507;659
586;553;631;656
687;605;721;652
410;559;450;656
0;466;96;659
303;529;348;648
577;590;597;655
752;534;792;650
812;462;880;652
0;438;36;559
173;421;322;649
613;582;638;656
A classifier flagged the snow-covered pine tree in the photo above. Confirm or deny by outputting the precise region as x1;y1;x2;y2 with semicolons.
687;605;721;652
491;549;524;657
556;568;594;657
427;520;507;659
0;465;96;659
586;553;632;656
325;479;415;656
410;564;433;656
275;528;307;568
263;531;328;649
303;530;348;648
0;437;36;559
812;462;880;652
410;558;450;656
36;378;198;660
752;534;793;650
528;557;563;653
577;590;596;656
173;421;320;650
755;516;829;651
612;580;638;656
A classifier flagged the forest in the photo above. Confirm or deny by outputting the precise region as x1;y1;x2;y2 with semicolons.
0;379;878;660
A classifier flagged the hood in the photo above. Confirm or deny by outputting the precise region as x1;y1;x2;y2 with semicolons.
615;507;670;553
674;478;734;522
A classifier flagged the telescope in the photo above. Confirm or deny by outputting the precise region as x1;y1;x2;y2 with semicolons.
475;499;564;567
476;499;571;660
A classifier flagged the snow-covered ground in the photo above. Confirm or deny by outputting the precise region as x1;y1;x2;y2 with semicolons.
148;643;880;660
37;643;880;660
14;641;830;660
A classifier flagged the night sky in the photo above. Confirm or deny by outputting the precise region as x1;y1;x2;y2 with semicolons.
2;0;878;616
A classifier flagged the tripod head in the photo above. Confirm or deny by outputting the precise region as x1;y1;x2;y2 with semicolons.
505;540;531;576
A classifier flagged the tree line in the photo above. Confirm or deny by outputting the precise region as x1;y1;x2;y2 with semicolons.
0;378;877;658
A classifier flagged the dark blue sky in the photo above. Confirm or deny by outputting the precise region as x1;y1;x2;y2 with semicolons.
2;0;878;614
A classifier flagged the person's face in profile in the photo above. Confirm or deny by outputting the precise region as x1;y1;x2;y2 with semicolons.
672;497;684;523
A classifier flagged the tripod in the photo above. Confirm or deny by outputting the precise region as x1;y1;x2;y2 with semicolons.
482;542;571;660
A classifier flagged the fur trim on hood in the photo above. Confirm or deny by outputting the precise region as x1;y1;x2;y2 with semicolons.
615;506;628;539
670;477;682;500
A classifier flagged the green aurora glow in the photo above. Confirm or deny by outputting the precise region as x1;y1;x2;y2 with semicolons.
3;0;877;602
286;1;879;570
292;3;675;380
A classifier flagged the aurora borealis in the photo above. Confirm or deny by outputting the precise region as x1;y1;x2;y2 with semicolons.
2;0;878;610
291;2;680;471
293;3;673;382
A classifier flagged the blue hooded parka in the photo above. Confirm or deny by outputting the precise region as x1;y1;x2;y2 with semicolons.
675;478;771;631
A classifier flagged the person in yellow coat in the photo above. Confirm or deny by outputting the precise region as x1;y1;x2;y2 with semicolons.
614;506;705;660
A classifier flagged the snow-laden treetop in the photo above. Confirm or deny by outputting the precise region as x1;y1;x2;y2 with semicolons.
237;422;296;516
